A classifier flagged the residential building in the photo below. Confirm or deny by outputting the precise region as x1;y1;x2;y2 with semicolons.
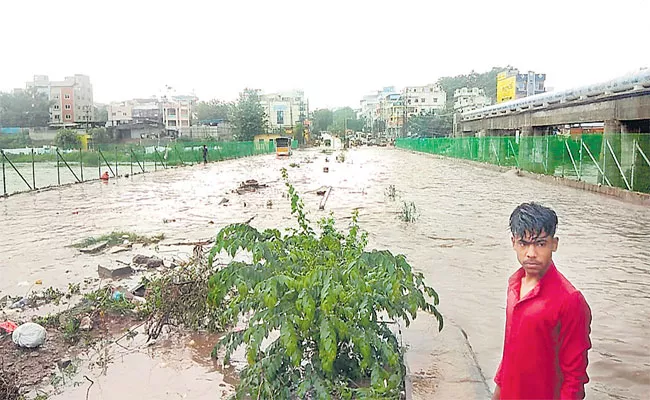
453;87;491;113
161;95;196;135
401;83;446;117
496;69;546;103
26;74;94;126
131;98;162;124
359;86;395;132
260;90;308;133
107;102;133;126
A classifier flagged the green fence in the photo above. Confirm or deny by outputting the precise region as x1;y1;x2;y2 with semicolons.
396;134;650;194
0;141;277;196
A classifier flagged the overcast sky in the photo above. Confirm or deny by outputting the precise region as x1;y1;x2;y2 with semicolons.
2;0;648;109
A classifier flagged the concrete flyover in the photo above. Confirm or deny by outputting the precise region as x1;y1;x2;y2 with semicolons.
458;69;650;136
456;70;650;192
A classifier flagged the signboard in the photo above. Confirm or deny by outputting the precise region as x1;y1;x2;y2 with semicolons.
497;74;516;103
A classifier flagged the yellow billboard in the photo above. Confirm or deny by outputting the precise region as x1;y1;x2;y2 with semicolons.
497;73;516;103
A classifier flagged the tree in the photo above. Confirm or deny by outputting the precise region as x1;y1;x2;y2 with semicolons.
195;99;232;122
437;66;514;110
311;109;333;136
94;105;108;122
232;89;268;141
0;131;32;149
328;107;363;133
54;129;80;149
0;88;51;127
372;119;386;134
406;111;452;137
293;122;306;144
90;127;111;144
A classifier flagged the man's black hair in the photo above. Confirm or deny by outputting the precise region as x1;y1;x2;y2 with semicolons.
509;202;558;240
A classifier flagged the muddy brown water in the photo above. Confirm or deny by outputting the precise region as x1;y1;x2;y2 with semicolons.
1;147;648;399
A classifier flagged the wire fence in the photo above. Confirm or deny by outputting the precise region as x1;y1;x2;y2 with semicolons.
396;134;650;194
0;141;278;196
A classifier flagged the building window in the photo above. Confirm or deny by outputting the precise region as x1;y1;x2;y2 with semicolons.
112;112;116;116
64;94;70;99
421;98;425;103
54;114;60;120
65;104;71;109
168;120;177;127
433;98;438;103
65;114;71;120
276;110;284;125
53;105;60;110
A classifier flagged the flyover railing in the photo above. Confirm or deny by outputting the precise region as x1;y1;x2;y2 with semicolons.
0;140;276;196
396;134;650;194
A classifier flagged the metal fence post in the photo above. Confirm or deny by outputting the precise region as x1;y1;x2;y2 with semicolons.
2;153;6;196
130;146;133;175
115;146;118;177
631;139;637;191
602;140;607;185
79;148;83;182
98;150;101;179
57;151;60;185
31;148;36;189
579;138;583;181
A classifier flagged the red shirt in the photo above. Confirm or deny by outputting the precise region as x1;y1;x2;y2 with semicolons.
495;263;592;399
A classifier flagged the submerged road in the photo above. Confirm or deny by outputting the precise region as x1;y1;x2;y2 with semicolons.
1;147;648;399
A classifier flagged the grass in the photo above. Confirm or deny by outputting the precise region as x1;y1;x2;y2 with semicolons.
70;231;164;249
385;184;398;201
398;201;419;223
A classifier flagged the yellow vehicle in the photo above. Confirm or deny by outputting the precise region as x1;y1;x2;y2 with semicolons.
275;137;292;157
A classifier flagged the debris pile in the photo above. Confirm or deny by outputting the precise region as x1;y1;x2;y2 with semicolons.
234;179;268;195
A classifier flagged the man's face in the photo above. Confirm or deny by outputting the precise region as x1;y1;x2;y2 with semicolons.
511;230;558;278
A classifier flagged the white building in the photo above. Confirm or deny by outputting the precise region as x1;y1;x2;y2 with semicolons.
401;83;446;117
107;102;133;126
453;87;491;113
162;95;196;134
260;90;308;133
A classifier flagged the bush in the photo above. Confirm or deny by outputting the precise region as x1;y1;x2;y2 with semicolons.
54;129;80;149
208;169;442;399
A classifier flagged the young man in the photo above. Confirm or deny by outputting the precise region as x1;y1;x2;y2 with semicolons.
202;145;208;164
493;203;592;400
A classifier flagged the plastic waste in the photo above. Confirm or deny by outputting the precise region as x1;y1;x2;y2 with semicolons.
112;291;124;301
12;322;47;348
9;298;28;309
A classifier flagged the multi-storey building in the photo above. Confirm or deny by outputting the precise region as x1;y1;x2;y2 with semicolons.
401;83;446;117
161;95;196;134
107;102;133;126
260;90;308;133
453;87;491;113
26;74;94;127
496;69;546;103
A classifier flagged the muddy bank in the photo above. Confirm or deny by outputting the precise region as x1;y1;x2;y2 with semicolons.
1;148;649;399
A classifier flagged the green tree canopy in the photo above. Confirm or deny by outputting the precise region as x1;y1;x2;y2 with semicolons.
54;129;81;149
232;89;268;141
328;107;363;133
437;66;514;110
90;127;111;144
195;99;232;122
311;109;333;135
406;111;452;137
94;105;108;122
0;88;51;127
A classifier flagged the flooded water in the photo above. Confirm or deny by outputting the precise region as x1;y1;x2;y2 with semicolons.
1;147;648;399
